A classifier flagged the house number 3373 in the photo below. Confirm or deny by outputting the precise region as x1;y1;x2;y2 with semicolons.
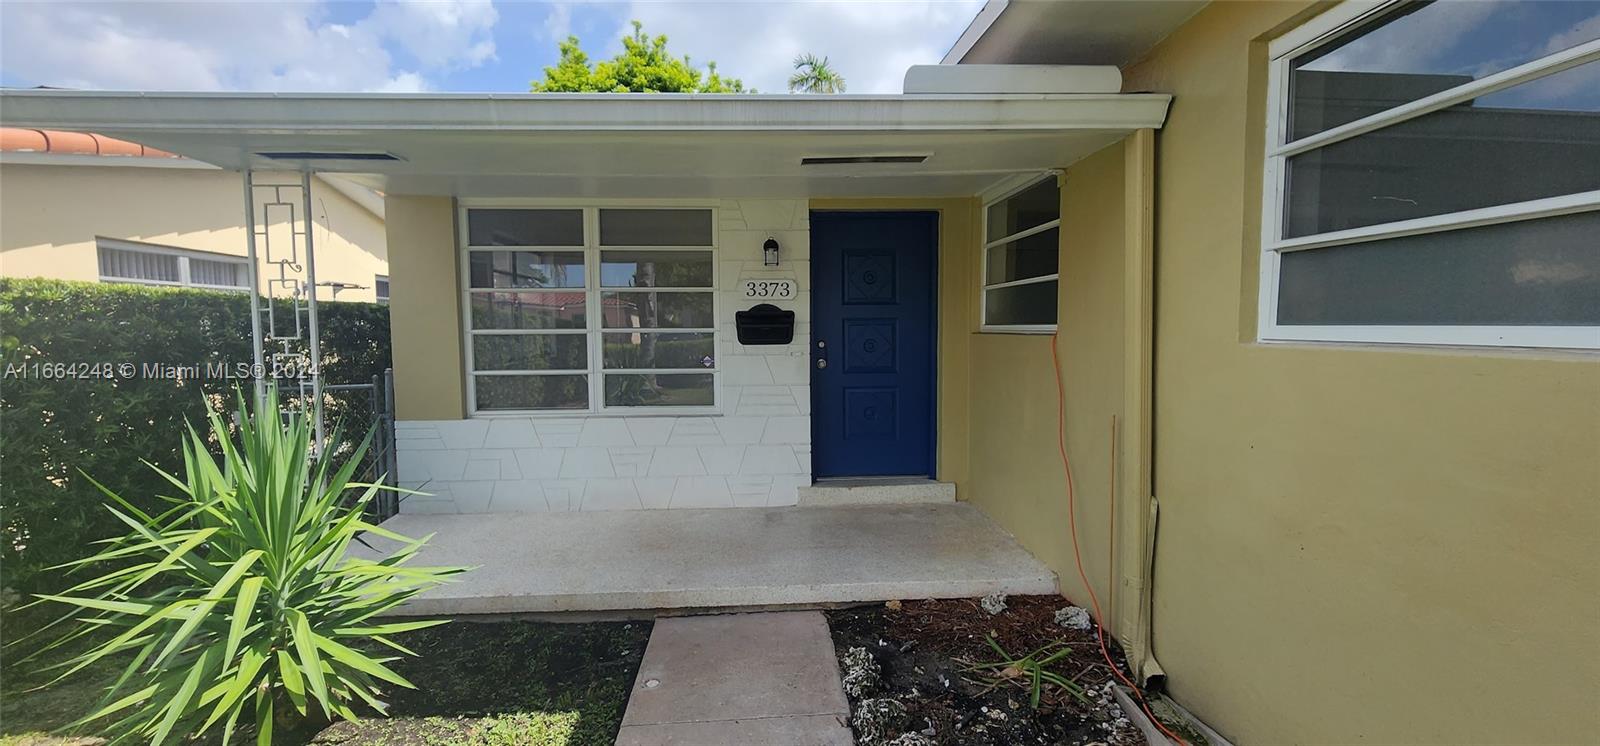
741;279;796;299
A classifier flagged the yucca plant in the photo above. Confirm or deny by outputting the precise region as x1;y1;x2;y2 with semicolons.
18;387;464;745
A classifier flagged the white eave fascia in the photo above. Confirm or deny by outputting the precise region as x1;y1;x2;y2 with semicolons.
0;90;1171;133
0;151;217;169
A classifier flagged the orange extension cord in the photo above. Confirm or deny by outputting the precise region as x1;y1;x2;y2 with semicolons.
1051;333;1189;746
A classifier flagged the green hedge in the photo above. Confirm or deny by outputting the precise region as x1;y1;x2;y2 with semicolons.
0;278;391;596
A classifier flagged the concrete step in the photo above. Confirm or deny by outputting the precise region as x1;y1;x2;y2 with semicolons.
616;611;853;746
797;477;956;507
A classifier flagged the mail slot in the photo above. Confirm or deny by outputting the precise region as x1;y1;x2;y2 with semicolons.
735;303;795;345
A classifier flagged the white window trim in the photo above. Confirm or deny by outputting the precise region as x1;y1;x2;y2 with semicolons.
980;173;1062;334
374;274;390;305
458;203;721;417
1258;0;1600;351
96;237;249;292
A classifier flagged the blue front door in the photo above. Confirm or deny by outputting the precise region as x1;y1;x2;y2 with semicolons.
811;212;937;478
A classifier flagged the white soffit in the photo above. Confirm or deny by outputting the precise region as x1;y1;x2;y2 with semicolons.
945;0;1209;66
903;65;1122;94
0;91;1171;198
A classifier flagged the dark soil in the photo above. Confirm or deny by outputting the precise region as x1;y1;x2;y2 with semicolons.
827;596;1145;746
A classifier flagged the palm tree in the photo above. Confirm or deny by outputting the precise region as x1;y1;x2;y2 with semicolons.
788;53;847;94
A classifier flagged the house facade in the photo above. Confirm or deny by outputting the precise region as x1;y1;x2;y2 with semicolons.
1;0;1595;743
0;128;389;303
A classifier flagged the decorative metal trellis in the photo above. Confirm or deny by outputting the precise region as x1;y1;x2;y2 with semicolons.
242;170;325;445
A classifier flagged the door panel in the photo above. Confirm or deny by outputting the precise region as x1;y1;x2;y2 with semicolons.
811;212;937;478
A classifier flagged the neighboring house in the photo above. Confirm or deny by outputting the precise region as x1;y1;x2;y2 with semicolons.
1;1;1596;743
0;128;389;303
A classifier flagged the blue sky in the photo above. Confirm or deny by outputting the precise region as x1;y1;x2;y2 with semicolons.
0;1;985;94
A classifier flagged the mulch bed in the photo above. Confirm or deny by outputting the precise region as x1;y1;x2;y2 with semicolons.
827;595;1146;746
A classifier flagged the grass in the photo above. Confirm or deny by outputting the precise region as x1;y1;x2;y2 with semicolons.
0;615;651;746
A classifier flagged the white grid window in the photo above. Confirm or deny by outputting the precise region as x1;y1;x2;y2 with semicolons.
374;275;390;305
981;175;1060;332
1260;0;1600;350
461;206;718;414
96;238;249;291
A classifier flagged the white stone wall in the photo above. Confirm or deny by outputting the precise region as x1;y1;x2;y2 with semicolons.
395;199;812;513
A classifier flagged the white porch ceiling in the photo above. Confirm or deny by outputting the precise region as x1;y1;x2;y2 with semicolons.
0;91;1170;198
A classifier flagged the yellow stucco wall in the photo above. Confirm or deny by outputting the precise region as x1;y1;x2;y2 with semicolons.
808;197;978;486
384;195;465;420
0;164;388;302
961;144;1130;618
1119;2;1600;743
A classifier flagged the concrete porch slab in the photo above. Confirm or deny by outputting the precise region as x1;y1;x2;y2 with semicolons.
356;503;1056;616
616;611;852;745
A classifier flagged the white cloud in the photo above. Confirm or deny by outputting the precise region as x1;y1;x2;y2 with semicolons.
542;2;575;41
0;0;496;92
614;1;984;93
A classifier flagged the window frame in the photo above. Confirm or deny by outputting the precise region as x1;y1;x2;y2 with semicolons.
457;202;721;417
980;173;1062;334
96;237;250;292
1259;0;1600;351
374;274;390;305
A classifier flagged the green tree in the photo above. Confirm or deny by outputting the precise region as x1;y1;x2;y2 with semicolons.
788;53;846;94
532;20;748;93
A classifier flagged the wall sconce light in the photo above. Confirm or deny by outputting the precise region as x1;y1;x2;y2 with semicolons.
763;237;781;267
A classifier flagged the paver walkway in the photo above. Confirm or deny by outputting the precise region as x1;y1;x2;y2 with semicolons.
615;611;854;745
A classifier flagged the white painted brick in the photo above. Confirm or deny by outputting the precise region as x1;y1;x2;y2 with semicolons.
715;416;767;445
399;450;467;482
634;478;677;509
513;449;564;480
485;419;539;448
401;496;459;514
479;449;522;480
394;423;446;450
544;481;585;511
720;386;743;414
793;444;813;473
727;476;774;508
762;416;811;445
579;419;635;447
450;482;496;513
436;420;490;450
671;477;735;508
533;419;585;447
737;201;800;230
698;446;746;475
560;448;617;479
625;418;676;446
582;479;642;511
463;459;502;481
737;386;801;417
768;475;809;507
609;447;654;477
768;355;809;386
739;445;803;475
667;418;724;445
792;387;812;415
646;447;707;476
721;356;774;386
490;481;548;512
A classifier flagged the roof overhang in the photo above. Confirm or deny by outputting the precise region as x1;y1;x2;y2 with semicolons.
944;0;1208;67
0;90;1170;199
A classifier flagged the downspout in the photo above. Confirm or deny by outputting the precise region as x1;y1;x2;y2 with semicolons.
1115;127;1168;688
